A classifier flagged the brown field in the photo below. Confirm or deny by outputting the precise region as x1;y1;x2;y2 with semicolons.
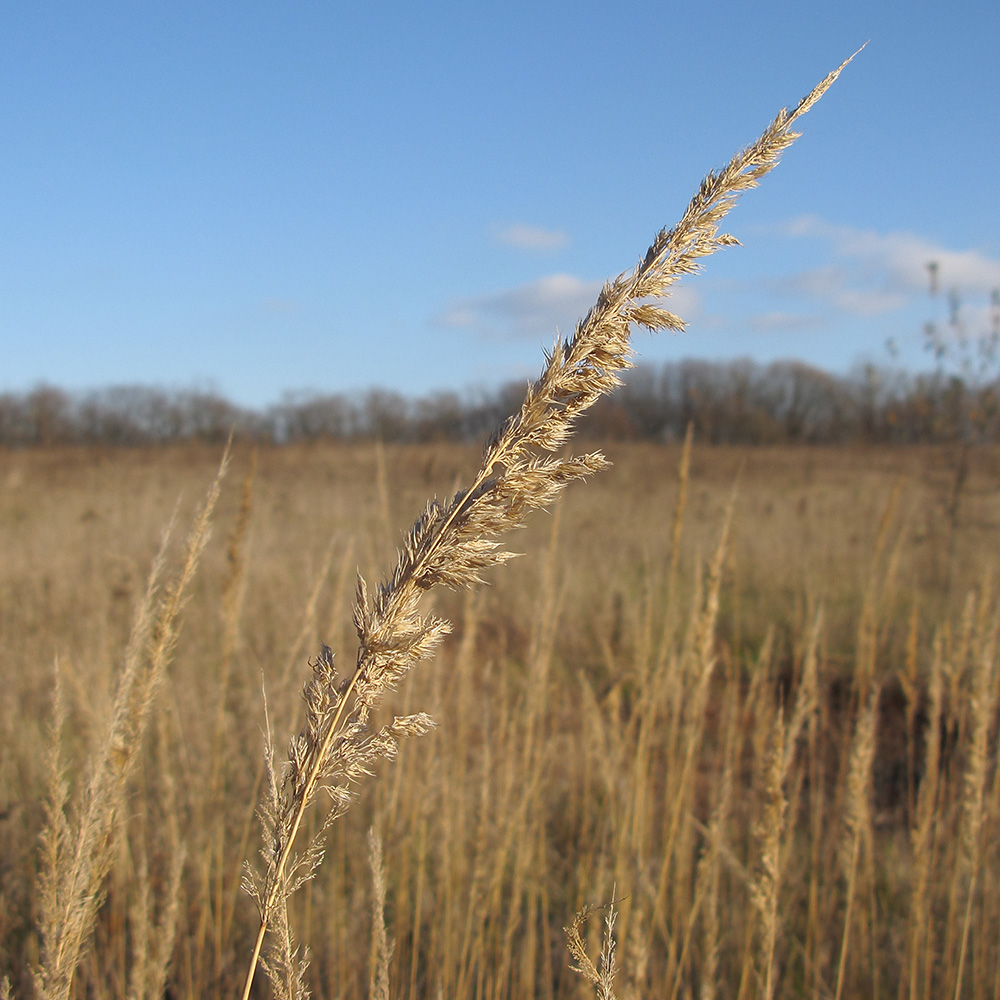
2;439;999;999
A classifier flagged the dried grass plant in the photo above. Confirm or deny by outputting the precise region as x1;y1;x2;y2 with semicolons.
238;52;860;999
33;449;229;1000
565;901;621;1000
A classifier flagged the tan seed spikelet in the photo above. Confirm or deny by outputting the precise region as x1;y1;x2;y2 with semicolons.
240;53;858;999
834;686;879;1000
906;631;945;1000
784;607;822;776
367;828;394;1000
751;708;787;1000
840;690;878;872
35;448;228;1000
953;614;999;998
695;685;739;1000
565;901;621;1000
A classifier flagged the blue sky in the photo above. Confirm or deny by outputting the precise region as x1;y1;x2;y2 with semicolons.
2;1;999;407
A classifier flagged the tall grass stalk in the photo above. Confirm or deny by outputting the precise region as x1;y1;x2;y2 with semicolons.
238;52;859;998
833;687;878;1000
34;449;229;1000
952;607;998;1000
565;901;621;1000
367;829;392;1000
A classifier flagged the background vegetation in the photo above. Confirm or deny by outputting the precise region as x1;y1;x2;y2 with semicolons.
6;356;1000;448
4;54;999;1000
2;438;999;997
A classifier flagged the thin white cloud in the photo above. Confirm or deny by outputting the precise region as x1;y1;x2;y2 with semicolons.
437;273;700;340
779;216;1000;298
437;273;600;339
834;287;910;317
494;223;569;251
773;265;908;317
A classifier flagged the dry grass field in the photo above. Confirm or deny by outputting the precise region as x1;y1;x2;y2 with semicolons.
4;54;999;1000
2;439;1000;999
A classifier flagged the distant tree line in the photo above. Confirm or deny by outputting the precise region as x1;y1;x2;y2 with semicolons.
2;358;999;447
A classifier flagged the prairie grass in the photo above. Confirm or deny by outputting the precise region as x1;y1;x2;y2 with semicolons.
3;53;1000;1000
234;57;854;998
3;439;1000;998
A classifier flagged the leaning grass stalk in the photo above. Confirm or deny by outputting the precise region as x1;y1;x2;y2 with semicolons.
907;632;944;1000
239;54;856;999
565;900;621;1000
374;437;394;560
898;598;921;826
404;804;430;1000
833;687;879;1000
454;720;498;1000
128;713;185;1000
192;454;256;991
752;709;787;1000
951;634;998;1000
278;539;336;692
652;492;735;937
746;610;819;1000
792;610;825;995
668;689;738;1000
35;448;228;1000
855;478;903;698
669;423;694;595
323;538;359;672
367;829;393;1000
497;513;564;999
126;833;185;1000
653;421;695;692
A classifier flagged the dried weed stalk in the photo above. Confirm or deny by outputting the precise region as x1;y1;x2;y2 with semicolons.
367;829;393;1000
35;450;229;1000
240;53;858;998
566;901;621;1000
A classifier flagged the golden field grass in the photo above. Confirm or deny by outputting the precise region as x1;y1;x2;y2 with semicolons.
2;439;999;999
5;54;999;1000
